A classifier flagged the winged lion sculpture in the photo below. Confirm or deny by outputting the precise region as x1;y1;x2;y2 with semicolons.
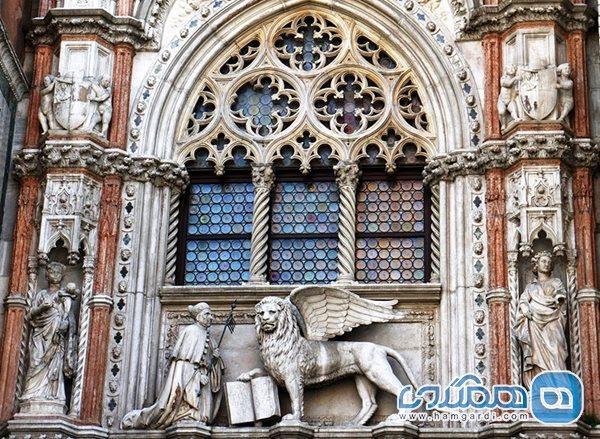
237;286;418;425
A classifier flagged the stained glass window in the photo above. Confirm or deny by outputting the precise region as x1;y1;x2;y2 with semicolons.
355;176;428;283
182;182;254;285
269;181;340;284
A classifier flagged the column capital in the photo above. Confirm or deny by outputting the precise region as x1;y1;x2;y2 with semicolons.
334;161;360;189
89;294;113;309
251;163;275;190
577;288;600;303
5;296;28;309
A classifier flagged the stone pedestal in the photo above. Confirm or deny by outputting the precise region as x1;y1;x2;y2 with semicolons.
18;399;66;415
269;421;314;439
165;421;212;438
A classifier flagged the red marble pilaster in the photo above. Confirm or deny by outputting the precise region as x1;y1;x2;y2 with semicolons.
38;0;55;17
24;45;54;147
573;168;600;415
116;0;134;16
80;176;122;423
567;31;590;138
483;34;502;140
0;177;40;421
485;169;511;386
109;44;135;149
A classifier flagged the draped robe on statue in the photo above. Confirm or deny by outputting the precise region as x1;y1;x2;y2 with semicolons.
122;322;224;428
515;277;568;388
21;287;76;404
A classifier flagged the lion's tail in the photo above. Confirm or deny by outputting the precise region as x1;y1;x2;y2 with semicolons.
384;347;419;389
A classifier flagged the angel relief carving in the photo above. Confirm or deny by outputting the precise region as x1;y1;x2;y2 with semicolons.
237;286;417;425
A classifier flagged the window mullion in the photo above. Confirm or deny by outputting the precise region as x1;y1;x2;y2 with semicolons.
334;161;360;283
248;163;275;284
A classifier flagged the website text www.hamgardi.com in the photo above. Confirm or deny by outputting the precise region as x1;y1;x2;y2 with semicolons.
397;410;531;423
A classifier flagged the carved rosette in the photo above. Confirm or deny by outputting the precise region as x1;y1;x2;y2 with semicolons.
248;164;276;283
334;161;360;283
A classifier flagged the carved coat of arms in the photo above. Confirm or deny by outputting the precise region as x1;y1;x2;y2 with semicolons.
518;67;557;121
53;76;94;131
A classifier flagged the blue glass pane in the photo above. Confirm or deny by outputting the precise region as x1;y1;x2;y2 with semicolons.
355;237;425;284
270;238;338;284
270;182;339;235
185;239;251;285
187;183;254;235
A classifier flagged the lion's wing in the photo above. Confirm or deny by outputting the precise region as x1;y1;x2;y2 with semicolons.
288;286;407;341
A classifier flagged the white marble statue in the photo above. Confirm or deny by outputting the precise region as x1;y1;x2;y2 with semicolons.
20;262;79;414
497;63;574;128
497;65;521;129
121;303;224;429
38;72;113;138
514;251;568;389
555;63;574;124
89;75;113;137
38;74;57;134
238;286;418;425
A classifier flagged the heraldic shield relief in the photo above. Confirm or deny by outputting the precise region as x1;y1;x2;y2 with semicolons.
518;66;558;121
53;74;93;130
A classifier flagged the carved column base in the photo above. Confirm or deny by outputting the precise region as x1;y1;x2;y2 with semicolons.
486;288;512;386
165;421;212;438
269;421;314;439
247;275;269;285
18;400;66;415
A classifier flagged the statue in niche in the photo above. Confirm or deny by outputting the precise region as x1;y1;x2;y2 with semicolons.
514;251;568;389
238;286;418;425
497;65;521;129
38;72;113;138
20;262;79;414
39;74;58;134
555;63;574;124
121;303;224;429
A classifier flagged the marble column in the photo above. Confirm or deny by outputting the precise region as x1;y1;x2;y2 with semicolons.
24;45;53;147
334;161;360;283
482;34;502;140
248;164;275;284
0;177;40;421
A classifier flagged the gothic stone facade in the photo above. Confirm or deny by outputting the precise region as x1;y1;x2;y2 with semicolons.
0;0;599;437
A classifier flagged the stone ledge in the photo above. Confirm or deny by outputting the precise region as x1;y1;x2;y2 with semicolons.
459;0;595;40
28;8;154;49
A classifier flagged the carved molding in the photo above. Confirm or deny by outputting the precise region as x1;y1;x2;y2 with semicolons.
459;0;594;40
0;19;29;101
423;133;599;185
13;141;189;189
28;9;154;49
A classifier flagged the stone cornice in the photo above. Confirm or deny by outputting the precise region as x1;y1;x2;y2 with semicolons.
27;9;155;49
13;140;189;189
0;19;29;101
424;132;599;185
459;0;595;40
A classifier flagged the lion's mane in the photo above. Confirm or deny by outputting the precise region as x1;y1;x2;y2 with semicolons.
255;297;313;384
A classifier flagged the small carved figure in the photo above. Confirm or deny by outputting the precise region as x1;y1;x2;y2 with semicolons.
238;286;418;425
89;75;113;137
20;262;78;413
497;65;521;129
121;303;224;429
514;252;568;389
555;63;574;124
38;75;57;134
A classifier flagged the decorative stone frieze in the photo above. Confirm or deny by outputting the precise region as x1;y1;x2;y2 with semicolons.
423;133;599;185
13;142;189;189
27;9;153;49
459;1;594;40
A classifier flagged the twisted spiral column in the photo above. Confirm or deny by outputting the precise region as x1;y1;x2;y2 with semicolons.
248;164;275;284
507;252;521;385
69;256;95;416
165;189;181;285
430;184;441;281
567;257;581;376
335;161;360;283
